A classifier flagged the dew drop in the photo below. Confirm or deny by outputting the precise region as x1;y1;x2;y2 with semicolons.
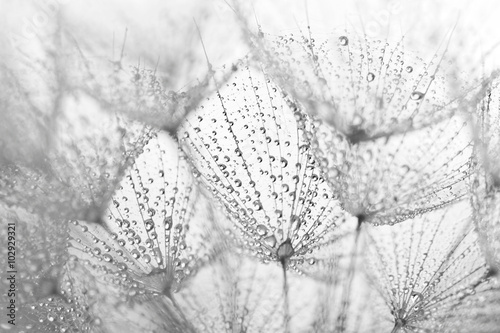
164;217;173;230
406;66;413;73
410;91;424;100
131;249;140;259
145;219;154;232
256;224;268;236
263;235;277;248
117;263;128;271
339;36;349;46
367;72;375;82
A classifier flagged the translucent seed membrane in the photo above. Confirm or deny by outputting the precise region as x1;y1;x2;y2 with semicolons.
69;132;202;298
178;62;348;270
472;78;500;271
364;201;497;332
257;29;477;142
312;112;473;225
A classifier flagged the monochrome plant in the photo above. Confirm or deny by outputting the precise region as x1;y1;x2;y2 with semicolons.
1;1;500;332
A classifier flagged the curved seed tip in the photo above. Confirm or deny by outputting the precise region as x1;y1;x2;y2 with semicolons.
356;213;367;230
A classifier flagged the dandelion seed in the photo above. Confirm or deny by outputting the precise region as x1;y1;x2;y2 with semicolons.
338;36;349;46
81;60;232;136
253;28;481;142
312;112;473;225
57;1;245;136
179;63;355;332
0;90;151;223
68;132;206;300
364;201;498;332
3;1;500;331
0;204;105;332
179;63;349;271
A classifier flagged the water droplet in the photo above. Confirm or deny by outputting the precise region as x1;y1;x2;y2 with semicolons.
339;36;349;46
131;249;140;259
145;219;154;232
367;72;375;82
406;66;413;73
263;235;277;248
117;263;128;271
164;216;173;230
410;91;424;100
256;224;268;236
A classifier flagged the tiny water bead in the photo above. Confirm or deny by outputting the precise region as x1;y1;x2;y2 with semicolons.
338;36;349;46
367;72;375;82
410;91;425;100
471;78;500;273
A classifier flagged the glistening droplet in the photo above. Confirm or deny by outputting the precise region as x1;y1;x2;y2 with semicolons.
339;36;349;46
410;91;424;100
264;235;277;248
